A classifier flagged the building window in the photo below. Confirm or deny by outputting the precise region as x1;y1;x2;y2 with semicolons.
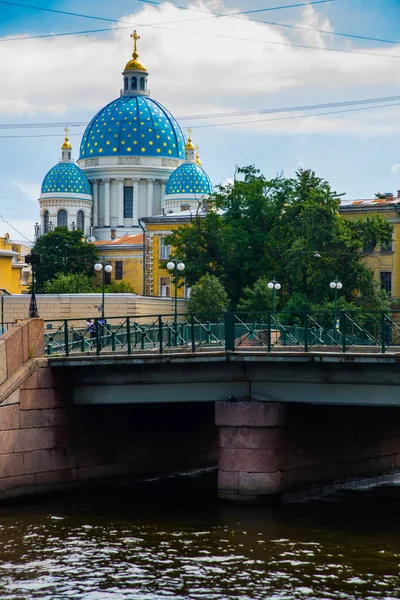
140;77;145;90
124;77;128;90
160;277;171;297
68;151;71;159
380;271;392;295
77;210;84;231
381;240;393;253
115;261;123;280
160;237;171;259
43;210;49;234
105;270;112;285
124;186;133;218
363;242;375;253
131;77;137;90
57;209;67;228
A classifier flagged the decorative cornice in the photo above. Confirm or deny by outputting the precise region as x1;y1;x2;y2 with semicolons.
85;158;99;167
39;198;93;208
118;157;140;165
162;158;179;168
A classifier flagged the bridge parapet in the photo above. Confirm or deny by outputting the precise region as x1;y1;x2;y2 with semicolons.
42;309;400;357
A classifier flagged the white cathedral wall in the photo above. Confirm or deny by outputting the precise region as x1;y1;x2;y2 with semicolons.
39;196;93;236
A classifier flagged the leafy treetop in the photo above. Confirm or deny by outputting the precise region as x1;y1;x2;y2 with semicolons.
166;167;392;310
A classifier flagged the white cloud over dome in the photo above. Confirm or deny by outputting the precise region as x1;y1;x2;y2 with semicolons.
0;0;399;139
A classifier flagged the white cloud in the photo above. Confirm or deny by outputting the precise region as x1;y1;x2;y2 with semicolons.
391;164;400;174
0;0;399;139
12;181;41;201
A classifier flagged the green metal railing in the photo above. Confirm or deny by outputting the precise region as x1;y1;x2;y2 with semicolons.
42;310;400;357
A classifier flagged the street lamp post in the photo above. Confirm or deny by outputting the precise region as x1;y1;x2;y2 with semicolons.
167;259;185;345
329;279;343;337
25;252;41;319
94;257;112;320
267;279;281;312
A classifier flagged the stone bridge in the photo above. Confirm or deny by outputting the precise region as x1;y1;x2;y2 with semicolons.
1;319;400;503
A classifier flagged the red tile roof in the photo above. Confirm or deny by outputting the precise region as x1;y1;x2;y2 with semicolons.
93;233;143;246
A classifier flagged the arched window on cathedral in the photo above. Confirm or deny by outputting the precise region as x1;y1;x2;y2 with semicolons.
43;210;49;234
131;77;137;90
57;209;67;228
124;77;128;91
140;77;145;91
77;210;84;232
68;151;71;159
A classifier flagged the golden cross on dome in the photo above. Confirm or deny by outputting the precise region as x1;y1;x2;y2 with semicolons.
187;127;192;138
130;30;140;59
64;126;69;136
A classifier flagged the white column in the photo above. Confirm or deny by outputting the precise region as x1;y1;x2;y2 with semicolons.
103;178;110;227
133;177;139;224
92;180;99;227
161;181;166;213
147;178;154;216
117;178;124;226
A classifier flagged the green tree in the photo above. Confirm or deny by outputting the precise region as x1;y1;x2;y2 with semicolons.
43;273;94;294
237;277;275;317
187;273;229;321
32;228;98;292
168;167;392;310
104;281;135;294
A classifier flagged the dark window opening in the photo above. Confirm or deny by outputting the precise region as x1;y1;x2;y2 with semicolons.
123;186;133;218
380;271;392;295
363;242;375;253
57;209;67;228
77;210;84;231
124;77;128;90
381;240;393;253
115;261;123;280
131;77;137;90
43;210;49;234
140;77;145;90
160;277;171;297
105;270;112;285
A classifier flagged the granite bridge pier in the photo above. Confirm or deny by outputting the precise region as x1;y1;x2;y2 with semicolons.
1;317;400;503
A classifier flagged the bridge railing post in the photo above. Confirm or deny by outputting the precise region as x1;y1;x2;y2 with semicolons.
190;315;196;352
341;311;346;353
158;316;163;353
126;317;131;355
95;319;101;356
304;313;309;352
64;320;69;357
381;311;386;354
267;312;271;352
224;312;235;352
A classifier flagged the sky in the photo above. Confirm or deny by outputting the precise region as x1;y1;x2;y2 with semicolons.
1;0;400;243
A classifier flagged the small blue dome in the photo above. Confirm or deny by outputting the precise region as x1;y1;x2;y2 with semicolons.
79;95;185;159
41;162;91;195
166;163;213;196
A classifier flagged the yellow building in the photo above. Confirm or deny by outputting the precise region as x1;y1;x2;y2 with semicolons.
339;194;400;299
93;233;144;294
142;212;194;298
0;234;28;294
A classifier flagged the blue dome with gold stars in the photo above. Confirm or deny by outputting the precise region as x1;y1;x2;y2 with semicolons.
41;162;91;195
79;96;185;159
166;163;213;196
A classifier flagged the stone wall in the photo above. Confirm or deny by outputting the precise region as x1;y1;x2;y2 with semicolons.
0;320;216;501
2;294;187;325
217;400;400;503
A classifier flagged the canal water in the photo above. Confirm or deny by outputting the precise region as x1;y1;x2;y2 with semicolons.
0;471;399;600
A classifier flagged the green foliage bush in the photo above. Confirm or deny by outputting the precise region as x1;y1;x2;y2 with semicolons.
187;273;229;321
